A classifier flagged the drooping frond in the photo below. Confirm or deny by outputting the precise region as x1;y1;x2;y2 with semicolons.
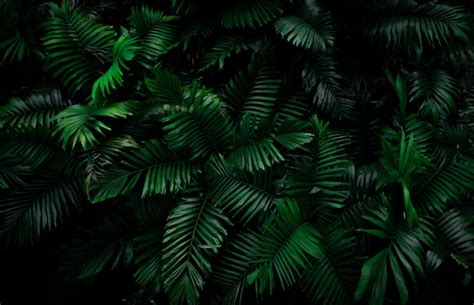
200;34;258;71
426;208;474;271
227;115;284;172
219;0;283;29
408;69;460;120
212;231;261;305
0;31;33;62
222;56;282;121
207;156;274;222
133;225;163;293
0;89;71;130
274;5;334;52
129;5;179;71
91;140;200;202
413;157;474;215
0;155;28;189
59;206;135;282
356;202;431;305
370;1;470;50
42;2;115;94
161;195;229;305
0;174;85;246
54;101;136;149
301;228;359;305
302;54;355;119
247;198;323;294
144;68;184;105
92;35;138;101
1;132;82;176
162;91;233;159
284;116;350;208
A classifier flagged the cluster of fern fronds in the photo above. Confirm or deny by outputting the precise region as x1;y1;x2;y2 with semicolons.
1;0;474;304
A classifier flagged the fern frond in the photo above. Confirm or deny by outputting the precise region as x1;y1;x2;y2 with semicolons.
161;195;229;305
91;140;200;202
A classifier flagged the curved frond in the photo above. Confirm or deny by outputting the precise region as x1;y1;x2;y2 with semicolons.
370;2;470;50
161;195;229;305
59;207;135;282
356;202;430;305
133;225;163;293
144;68;184;105
212;231;261;305
227;116;284;172
284;116;350;208
302;55;355;119
0;174;85;246
0;31;34;62
302;228;359;305
42;2;115;94
219;0;283;29
162;92;233;159
0;89;71;130
408;69;460;120
200;34;257;71
222;56;282;121
92;35;138;101
91;140;200;202
130;5;179;71
426;208;474;272
54;101;136;149
207;157;274;222
247;198;323;294
274;8;334;51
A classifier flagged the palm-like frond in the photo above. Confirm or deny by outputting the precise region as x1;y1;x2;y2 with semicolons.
54;101;136;149
284;116;350;208
356;202;431;305
219;0;283;29
227;116;284;172
247;198;323;294
0;31;34;62
370;1;470;50
1;129;81;176
0;174;85;246
92;35;138;101
222;56;282;121
144;68;184;105
0;155;29;189
212;231;261;305
133;225;163;293
91;140;200;202
0;89;71;130
161;195;229;305
301;228;359;305
129;5;179;71
3;0;474;304
427;208;474;271
179;18;213;51
274;5;334;52
409;69;460;120
42;2;115;94
162;91;233;159
272;119;313;149
207;156;274;222
302;55;355;119
199;34;258;71
413;157;474;215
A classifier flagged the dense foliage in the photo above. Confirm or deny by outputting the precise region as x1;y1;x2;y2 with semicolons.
1;0;474;304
